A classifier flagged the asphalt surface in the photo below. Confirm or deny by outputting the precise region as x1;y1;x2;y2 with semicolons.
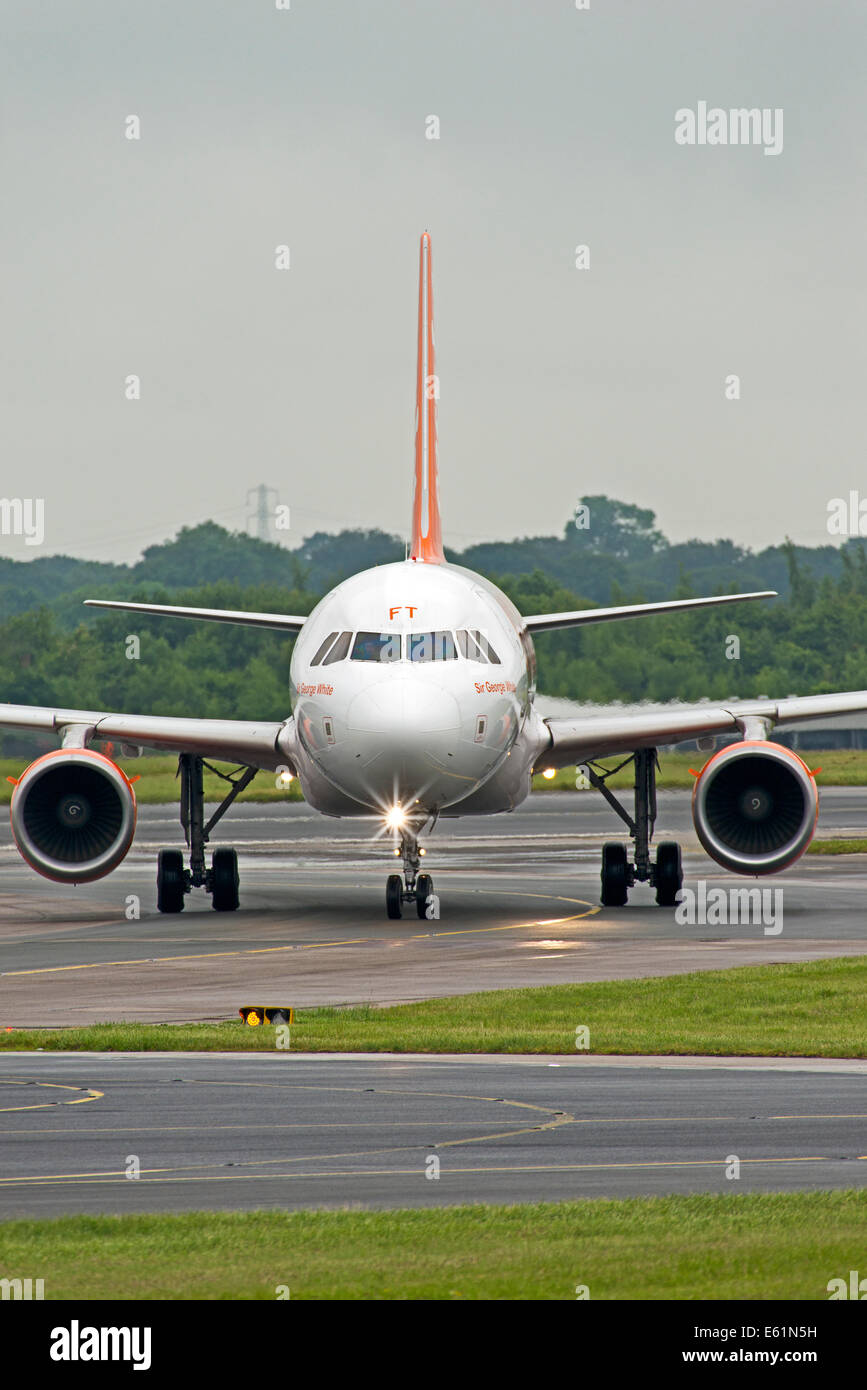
1;792;866;1025
0;1052;865;1217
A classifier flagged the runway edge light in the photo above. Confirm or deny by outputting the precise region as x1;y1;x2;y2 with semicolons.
239;1007;295;1026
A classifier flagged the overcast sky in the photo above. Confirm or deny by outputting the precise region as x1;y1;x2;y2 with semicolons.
2;0;865;563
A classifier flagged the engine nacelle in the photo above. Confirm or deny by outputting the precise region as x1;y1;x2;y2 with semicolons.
692;740;818;876
10;748;137;884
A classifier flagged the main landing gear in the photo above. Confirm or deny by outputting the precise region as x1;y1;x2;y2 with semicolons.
584;747;683;908
386;826;434;920
156;753;256;913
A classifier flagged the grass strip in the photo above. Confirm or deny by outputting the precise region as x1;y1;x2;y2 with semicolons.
0;756;302;806
807;839;867;855
0;1193;863;1300
3;958;866;1056
532;748;867;791
1;749;866;805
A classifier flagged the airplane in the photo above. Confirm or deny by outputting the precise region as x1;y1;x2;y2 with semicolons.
3;232;866;919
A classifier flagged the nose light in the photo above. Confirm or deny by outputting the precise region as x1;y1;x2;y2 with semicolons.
385;805;407;831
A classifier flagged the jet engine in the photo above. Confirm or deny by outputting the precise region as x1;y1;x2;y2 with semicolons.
10;748;137;884
692;741;818;875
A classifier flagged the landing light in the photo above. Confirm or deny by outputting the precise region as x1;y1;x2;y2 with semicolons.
542;768;557;780
385;805;407;831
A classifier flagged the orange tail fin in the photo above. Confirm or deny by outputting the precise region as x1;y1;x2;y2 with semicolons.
410;231;445;563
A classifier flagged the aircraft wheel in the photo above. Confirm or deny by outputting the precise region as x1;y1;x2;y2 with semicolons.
386;874;403;920
157;849;185;914
211;847;240;912
600;841;628;907
416;873;434;919
655;841;682;907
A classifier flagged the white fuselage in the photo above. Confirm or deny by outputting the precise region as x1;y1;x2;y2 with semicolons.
288;560;546;818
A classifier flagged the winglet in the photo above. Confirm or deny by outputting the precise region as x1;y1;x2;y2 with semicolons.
410;232;445;563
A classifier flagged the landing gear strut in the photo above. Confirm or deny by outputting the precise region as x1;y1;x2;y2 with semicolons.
584;748;683;907
155;754;255;913
386;826;434;920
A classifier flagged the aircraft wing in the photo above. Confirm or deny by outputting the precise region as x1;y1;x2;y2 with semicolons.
0;703;298;772
523;590;776;632
83;600;307;634
539;691;867;767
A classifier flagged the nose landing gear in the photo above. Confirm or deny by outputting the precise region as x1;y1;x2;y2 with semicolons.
385;827;435;919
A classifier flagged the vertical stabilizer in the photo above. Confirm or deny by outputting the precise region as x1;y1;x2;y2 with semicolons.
410;232;445;563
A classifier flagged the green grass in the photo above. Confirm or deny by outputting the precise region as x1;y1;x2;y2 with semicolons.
807;838;867;855
0;1194;862;1299
3;958;865;1056
1;748;865;805
532;748;867;791
0;755;303;805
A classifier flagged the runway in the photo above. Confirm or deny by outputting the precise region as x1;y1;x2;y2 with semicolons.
1;792;866;1026
0;1052;864;1218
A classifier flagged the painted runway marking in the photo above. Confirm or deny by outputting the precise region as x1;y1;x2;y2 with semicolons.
0;1154;849;1189
0;1080;103;1113
0;892;599;977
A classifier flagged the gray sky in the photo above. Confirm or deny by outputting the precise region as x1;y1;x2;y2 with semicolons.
2;0;865;563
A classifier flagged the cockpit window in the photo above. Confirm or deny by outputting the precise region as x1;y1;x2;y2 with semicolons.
456;629;501;664
408;631;458;662
457;629;483;662
351;632;402;662
473;629;500;664
311;631;339;666
322;630;352;665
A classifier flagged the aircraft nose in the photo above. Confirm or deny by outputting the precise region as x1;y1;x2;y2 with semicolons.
344;678;461;806
347;679;460;746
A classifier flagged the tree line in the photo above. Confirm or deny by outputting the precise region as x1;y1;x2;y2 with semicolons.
1;500;865;752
